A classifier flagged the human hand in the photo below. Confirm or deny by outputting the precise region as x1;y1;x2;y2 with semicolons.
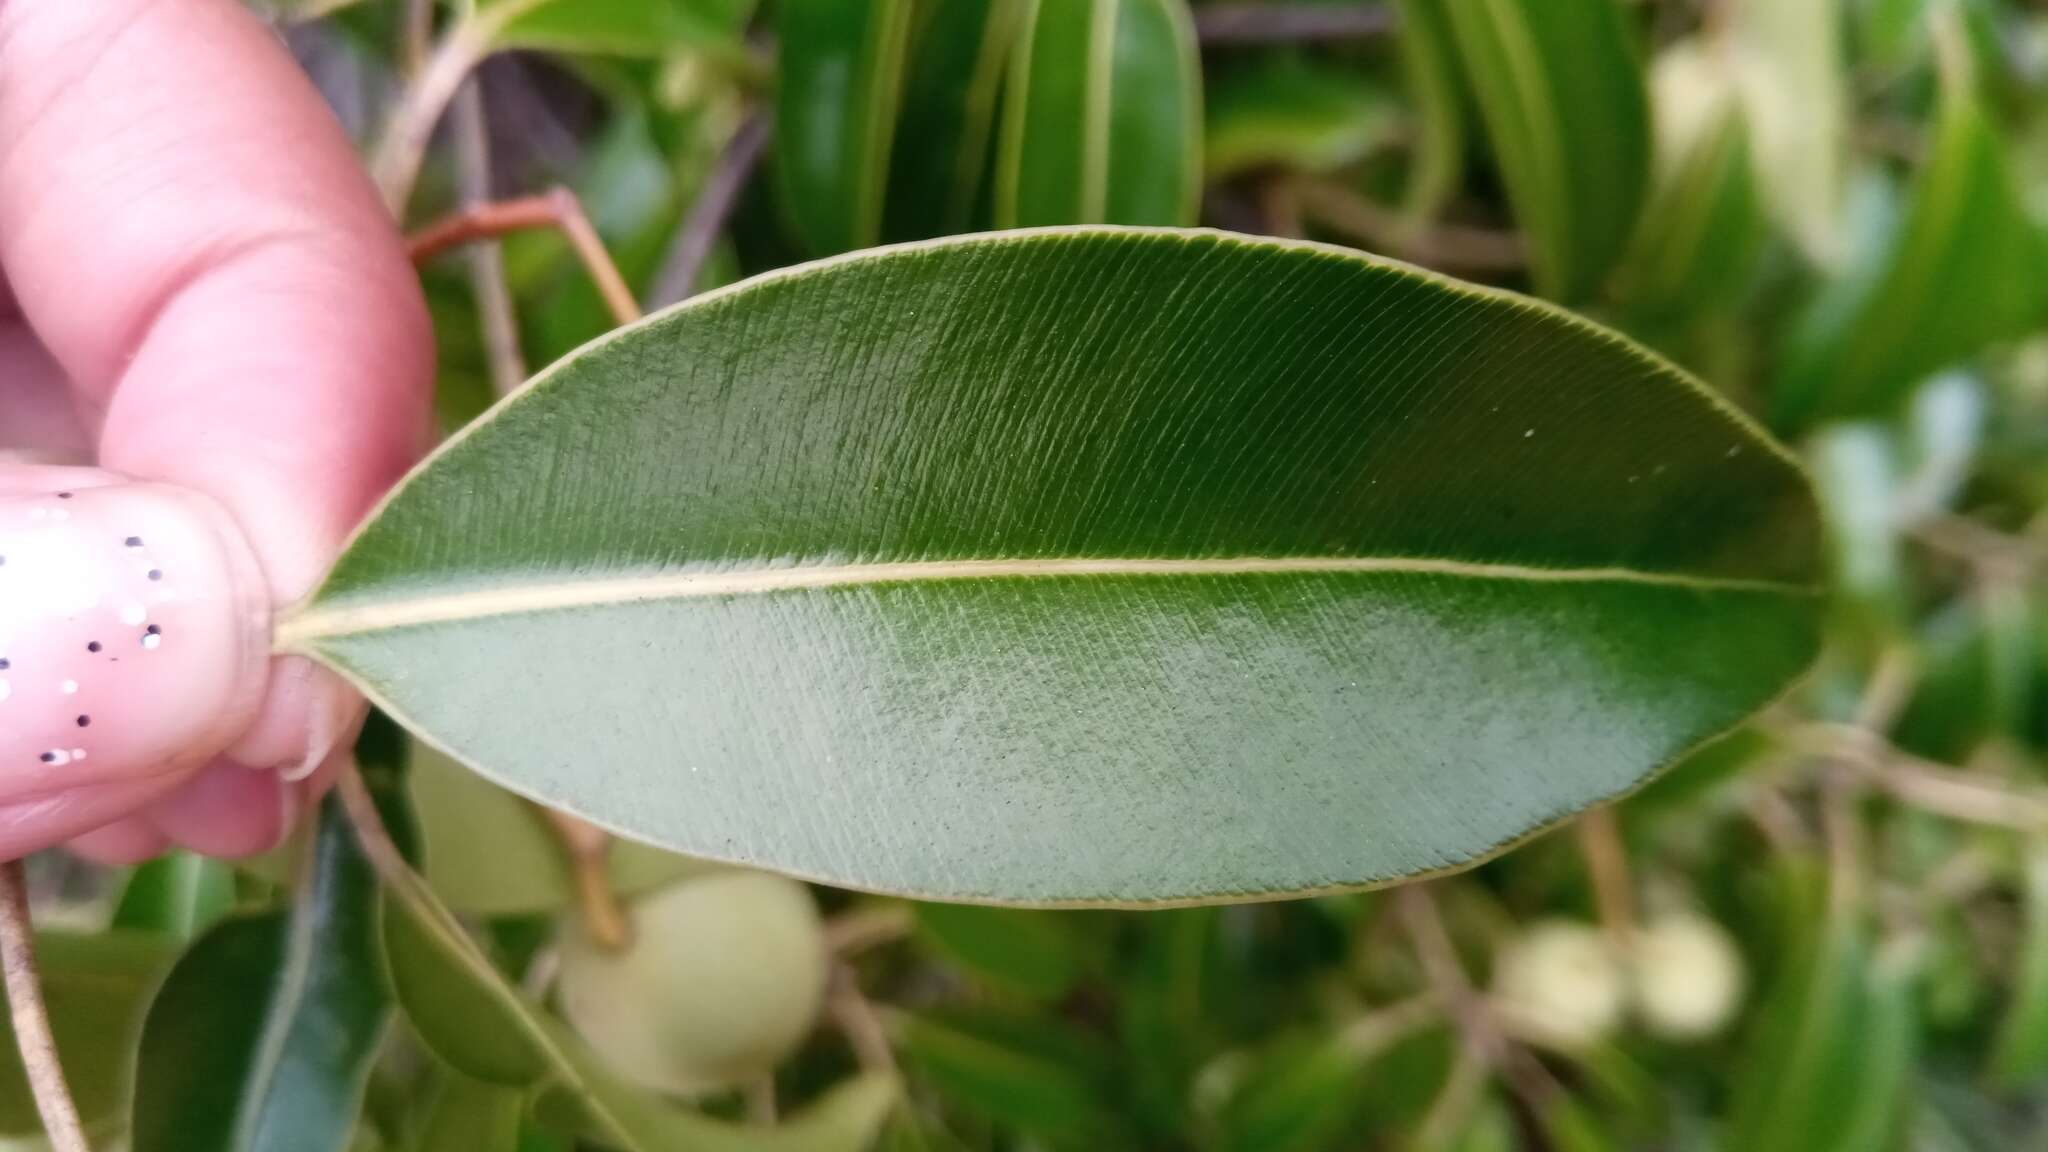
0;0;432;861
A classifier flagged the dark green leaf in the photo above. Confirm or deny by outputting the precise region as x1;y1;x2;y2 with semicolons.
884;0;1023;240
283;228;1821;906
1774;52;2048;427
0;931;177;1136
1204;57;1397;181
1438;0;1650;302
994;0;1201;226
114;853;236;941
914;903;1087;1001
776;0;915;254
131;797;390;1152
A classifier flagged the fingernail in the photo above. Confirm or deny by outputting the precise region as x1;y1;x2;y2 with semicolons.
0;469;272;796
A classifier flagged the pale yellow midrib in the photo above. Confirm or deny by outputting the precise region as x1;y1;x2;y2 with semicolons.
275;555;1814;648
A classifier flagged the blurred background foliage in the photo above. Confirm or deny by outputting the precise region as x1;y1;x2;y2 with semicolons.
12;0;2048;1149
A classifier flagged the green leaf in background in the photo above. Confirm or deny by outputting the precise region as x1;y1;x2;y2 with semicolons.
1774;43;2048;428
894;1009;1124;1147
994;0;1201;226
1994;844;2048;1086
1723;0;1847;266
0;932;176;1137
131;797;390;1152
1393;0;1469;227
412;1073;526;1152
1613;42;1765;323
776;0;915;255
913;903;1088;1002
489;0;755;57
114;853;236;941
1811;423;1906;628
884;0;1023;240
1437;0;1650;303
1722;862;1917;1152
410;743;707;916
1203;56;1398;182
280;228;1822;906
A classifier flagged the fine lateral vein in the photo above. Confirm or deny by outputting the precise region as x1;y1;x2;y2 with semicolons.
277;555;1814;647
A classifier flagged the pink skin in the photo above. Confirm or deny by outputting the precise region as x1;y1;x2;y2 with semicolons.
0;0;434;861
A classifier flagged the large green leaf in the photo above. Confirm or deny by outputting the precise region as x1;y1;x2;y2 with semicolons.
0;932;177;1136
776;0;915;255
1437;0;1650;302
884;0;1023;240
280;228;1821;906
130;797;390;1152
1774;56;2048;428
994;0;1201;226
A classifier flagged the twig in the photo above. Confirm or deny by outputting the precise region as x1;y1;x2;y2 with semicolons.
1293;179;1525;273
1394;886;1560;1113
647;111;772;309
372;0;550;214
1412;1047;1487;1149
530;807;630;951
823;904;915;957
1193;3;1395;43
0;862;90;1152
399;0;432;78
1574;807;1636;951
450;81;527;396
1335;992;1441;1058
408;188;642;328
827;965;898;1074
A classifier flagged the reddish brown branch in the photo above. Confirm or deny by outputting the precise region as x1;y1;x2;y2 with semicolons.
407;188;642;328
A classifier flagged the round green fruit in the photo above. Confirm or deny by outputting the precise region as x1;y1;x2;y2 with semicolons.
556;869;828;1095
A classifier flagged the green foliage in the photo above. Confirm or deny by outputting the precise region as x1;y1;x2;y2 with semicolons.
40;1;2048;1149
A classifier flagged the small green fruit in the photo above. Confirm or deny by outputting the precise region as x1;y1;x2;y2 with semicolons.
556;869;828;1095
1491;920;1624;1047
1627;913;1744;1040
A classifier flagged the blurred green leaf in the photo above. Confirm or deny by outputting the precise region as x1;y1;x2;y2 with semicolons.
131;798;390;1152
914;904;1087;1002
1726;0;1848;265
1614;43;1765;322
0;932;176;1136
1722;862;1917;1152
894;1009;1123;1147
490;0;755;57
412;1074;525;1152
1438;0;1650;302
1393;0;1470;225
1812;423;1907;627
409;742;707;917
1537;1093;1621;1152
1214;1012;1449;1152
885;0;1023;240
114;853;235;941
1203;56;1397;181
286;229;1822;907
1993;843;2048;1086
776;0;915;254
994;0;1201;225
1775;43;2048;427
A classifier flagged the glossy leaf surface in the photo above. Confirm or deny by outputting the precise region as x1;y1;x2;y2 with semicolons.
130;798;389;1152
994;0;1201;226
776;0;914;255
285;228;1821;906
1438;0;1650;302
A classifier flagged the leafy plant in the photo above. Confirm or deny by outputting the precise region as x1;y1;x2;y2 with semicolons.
8;0;2048;1149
